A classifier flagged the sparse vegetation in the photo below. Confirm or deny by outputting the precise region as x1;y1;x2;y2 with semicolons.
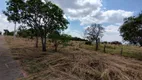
5;36;142;80
81;43;142;60
48;31;72;51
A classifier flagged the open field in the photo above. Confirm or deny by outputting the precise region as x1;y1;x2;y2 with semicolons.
5;36;142;80
81;43;142;60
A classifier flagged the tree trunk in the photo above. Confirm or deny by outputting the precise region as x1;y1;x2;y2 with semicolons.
41;36;46;52
54;40;58;52
95;39;99;51
35;36;38;48
30;29;34;39
14;22;17;38
30;35;33;39
103;44;106;53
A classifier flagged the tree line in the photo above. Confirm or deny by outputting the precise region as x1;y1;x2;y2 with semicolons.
5;0;136;52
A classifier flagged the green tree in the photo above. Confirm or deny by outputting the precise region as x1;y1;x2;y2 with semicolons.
85;24;104;51
4;0;69;52
23;0;44;48
38;1;69;51
3;0;25;37
120;13;142;46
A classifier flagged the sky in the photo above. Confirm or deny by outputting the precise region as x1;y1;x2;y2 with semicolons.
0;0;142;42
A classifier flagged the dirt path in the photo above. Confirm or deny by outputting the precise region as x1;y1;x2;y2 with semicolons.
0;36;23;80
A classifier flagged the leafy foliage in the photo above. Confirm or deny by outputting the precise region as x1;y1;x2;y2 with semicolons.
4;29;14;36
120;13;142;46
3;0;25;36
3;0;24;23
24;0;69;51
17;25;35;38
85;41;92;45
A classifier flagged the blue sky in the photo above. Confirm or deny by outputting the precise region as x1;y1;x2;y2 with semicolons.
0;0;141;42
103;0;142;13
0;0;6;13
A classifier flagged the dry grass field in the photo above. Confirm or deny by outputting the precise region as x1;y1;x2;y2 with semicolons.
5;36;142;80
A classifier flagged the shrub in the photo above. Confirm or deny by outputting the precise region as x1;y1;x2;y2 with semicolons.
85;41;92;45
48;31;72;51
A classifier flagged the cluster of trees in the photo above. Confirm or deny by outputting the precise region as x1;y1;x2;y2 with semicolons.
4;0;69;52
102;41;122;45
4;29;14;36
120;12;142;46
4;0;106;52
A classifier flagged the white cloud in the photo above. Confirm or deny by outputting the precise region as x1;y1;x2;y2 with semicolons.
72;9;133;25
102;10;133;24
48;0;133;41
104;24;120;33
102;24;122;42
102;33;122;42
76;0;102;6
48;0;133;25
63;26;84;38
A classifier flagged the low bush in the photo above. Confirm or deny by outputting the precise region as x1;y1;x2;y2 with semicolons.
85;41;92;45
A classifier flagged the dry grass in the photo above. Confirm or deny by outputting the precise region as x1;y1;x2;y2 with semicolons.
5;36;142;80
81;43;142;60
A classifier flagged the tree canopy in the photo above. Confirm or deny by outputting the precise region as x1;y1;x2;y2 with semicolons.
3;0;25;37
120;13;142;46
